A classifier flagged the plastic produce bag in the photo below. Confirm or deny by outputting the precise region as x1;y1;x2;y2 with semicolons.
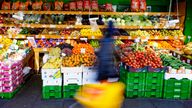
54;0;63;11
131;0;140;12
32;1;43;10
12;1;20;10
43;1;52;11
1;0;11;10
140;0;146;12
19;1;30;10
76;0;83;11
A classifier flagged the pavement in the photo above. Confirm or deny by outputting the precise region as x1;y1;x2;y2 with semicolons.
0;75;191;108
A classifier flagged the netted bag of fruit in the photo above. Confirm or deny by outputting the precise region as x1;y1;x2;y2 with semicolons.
12;0;20;10
54;0;63;11
1;0;11;10
72;43;94;55
19;0;31;10
43;0;52;11
131;0;140;12
32;0;43;10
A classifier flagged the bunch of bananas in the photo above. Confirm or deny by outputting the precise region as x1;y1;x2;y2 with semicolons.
42;57;62;69
114;40;124;45
90;40;100;48
80;29;102;36
0;38;13;49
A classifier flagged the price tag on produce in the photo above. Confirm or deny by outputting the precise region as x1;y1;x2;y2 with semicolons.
114;36;117;39
56;42;60;45
42;25;46;28
43;48;47;51
128;36;132;39
177;55;181;59
50;25;56;28
174;36;178;39
154;26;158;29
155;36;158;39
173;52;176;56
41;35;45;38
139;26;143;29
91;36;95;39
187;59;191;64
80;48;86;54
0;44;4;48
80;38;88;42
165;36;168;39
61;37;64;39
8;34;12;38
144;12;148;16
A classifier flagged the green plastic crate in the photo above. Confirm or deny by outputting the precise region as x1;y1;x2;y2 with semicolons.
119;66;127;83
42;92;62;99
124;72;145;98
144;72;164;98
63;90;77;98
125;91;145;98
63;84;81;92
42;86;62;93
164;78;192;100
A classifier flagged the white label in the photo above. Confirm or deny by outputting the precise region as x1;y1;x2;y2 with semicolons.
165;36;168;39
42;25;46;27
155;36;158;39
174;36;178;39
91;36;95;39
61;37;64;39
187;59;191;64
43;48;47;51
154;26;158;29
41;35;45;38
173;52;176;56
56;42;60;45
128;36;132;39
177;55;181;59
81;48;86;54
0;44;4;48
144;13;148;16
182;60;186;63
20;41;24;45
139;26;143;29
50;25;56;28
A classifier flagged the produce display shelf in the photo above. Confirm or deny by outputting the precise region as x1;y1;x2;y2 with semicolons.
0;10;182;16
0;34;185;40
0;24;181;29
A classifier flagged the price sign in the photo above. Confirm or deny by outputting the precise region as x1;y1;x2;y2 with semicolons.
81;48;86;54
187;59;191;64
165;36;168;39
43;48;47;51
91;36;95;39
50;25;56;28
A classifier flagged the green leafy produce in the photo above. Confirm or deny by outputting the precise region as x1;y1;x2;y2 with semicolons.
160;54;192;69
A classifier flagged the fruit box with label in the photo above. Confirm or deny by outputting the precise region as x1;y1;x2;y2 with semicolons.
43;78;62;86
61;66;83;85
41;69;62;80
82;66;98;85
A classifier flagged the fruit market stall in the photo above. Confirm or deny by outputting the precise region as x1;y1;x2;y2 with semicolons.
0;0;191;100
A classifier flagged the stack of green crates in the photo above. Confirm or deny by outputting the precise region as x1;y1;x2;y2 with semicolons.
120;65;146;98
42;86;62;99
63;84;81;98
145;72;164;98
125;72;146;98
164;78;192;100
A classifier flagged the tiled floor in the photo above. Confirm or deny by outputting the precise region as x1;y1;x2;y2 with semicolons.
0;75;191;108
